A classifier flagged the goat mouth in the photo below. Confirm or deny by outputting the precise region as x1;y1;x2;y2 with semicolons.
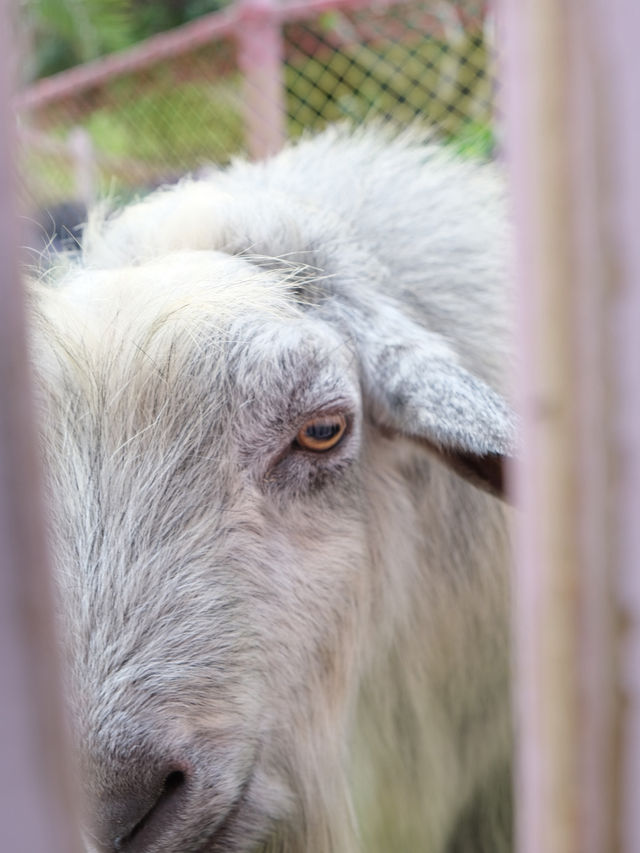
197;770;256;853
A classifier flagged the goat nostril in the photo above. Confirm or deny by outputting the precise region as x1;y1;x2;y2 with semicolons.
161;769;185;795
113;768;188;851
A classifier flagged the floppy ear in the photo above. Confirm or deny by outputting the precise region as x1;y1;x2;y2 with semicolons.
354;304;516;500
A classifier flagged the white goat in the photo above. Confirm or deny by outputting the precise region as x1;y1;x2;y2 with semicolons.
31;127;514;853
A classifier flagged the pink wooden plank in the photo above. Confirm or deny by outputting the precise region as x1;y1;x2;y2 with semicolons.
500;0;640;851
597;3;640;850
501;8;583;848
0;7;82;853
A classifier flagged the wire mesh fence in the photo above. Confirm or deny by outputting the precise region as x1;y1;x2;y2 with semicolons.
283;3;493;138
15;0;494;246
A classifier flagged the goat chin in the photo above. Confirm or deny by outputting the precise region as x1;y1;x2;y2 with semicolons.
30;125;514;853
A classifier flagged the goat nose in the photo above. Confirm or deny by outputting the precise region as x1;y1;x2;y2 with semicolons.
95;761;190;852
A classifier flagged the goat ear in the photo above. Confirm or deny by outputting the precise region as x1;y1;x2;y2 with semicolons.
358;311;515;500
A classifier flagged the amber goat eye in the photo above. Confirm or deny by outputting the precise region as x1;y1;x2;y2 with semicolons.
296;414;348;452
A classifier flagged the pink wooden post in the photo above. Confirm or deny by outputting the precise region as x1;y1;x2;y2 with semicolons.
500;0;640;851
0;5;82;852
235;0;286;160
69;126;97;207
601;4;640;848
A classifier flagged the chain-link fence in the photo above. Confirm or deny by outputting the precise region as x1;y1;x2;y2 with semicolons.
15;0;494;245
283;2;493;138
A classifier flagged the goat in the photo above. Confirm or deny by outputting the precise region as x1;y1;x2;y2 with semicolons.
30;127;514;853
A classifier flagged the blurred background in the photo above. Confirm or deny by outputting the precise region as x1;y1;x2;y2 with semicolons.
15;0;495;251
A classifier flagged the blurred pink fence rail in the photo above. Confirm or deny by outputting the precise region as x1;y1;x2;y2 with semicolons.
14;0;493;233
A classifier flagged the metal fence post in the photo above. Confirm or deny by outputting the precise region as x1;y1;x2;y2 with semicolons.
500;0;640;851
0;4;81;852
235;0;286;160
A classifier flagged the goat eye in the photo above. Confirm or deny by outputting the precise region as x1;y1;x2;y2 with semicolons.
296;414;347;452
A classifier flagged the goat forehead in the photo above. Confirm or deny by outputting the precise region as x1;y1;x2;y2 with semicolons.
34;249;352;405
38;308;353;451
56;249;296;321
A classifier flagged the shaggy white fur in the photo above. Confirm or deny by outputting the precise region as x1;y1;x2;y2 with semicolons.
31;127;514;853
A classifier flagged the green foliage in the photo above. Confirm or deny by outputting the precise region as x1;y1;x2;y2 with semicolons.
24;0;135;77
126;0;226;44
85;76;244;170
444;120;495;161
22;0;229;80
23;73;244;205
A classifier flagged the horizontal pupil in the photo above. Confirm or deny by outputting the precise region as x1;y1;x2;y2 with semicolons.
306;422;340;440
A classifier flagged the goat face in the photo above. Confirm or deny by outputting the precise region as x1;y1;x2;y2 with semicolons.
34;132;515;853
37;252;377;851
